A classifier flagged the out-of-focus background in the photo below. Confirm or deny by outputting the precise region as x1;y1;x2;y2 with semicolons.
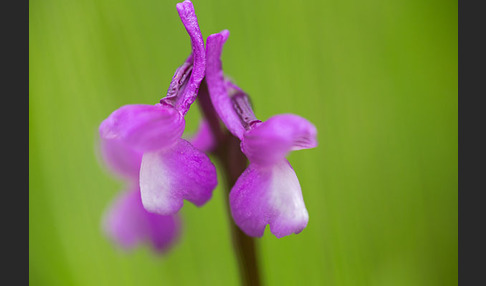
29;0;457;285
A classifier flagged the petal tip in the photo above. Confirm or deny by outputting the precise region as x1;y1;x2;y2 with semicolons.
176;0;194;13
270;215;309;238
221;29;230;42
140;189;184;216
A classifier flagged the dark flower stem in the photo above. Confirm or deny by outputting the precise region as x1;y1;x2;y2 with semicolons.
197;81;262;286
217;136;262;286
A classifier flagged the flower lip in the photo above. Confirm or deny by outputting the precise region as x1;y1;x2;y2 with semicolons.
229;160;309;238
102;188;181;253
140;138;218;215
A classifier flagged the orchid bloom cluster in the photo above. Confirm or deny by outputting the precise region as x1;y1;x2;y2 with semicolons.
98;0;317;253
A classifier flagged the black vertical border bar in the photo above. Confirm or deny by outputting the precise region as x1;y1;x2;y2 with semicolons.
2;0;29;284
458;0;484;285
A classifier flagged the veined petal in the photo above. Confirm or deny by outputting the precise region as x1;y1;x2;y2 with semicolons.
206;31;246;139
99;104;185;152
102;189;181;253
241;114;317;167
230;160;309;238
140;138;217;215
187;120;216;152
175;0;206;114
162;54;194;106
99;137;142;180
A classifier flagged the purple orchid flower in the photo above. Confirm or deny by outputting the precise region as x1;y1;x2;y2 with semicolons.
98;0;219;253
102;187;181;253
99;125;181;253
99;114;213;254
99;0;217;219
205;31;318;238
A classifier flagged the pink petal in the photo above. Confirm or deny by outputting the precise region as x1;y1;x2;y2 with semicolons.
241;114;317;167
229;160;309;238
174;0;206;115
206;31;246;139
99;104;185;153
102;189;181;253
140;138;217;215
99;137;142;180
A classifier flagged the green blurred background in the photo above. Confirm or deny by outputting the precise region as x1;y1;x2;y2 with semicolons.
29;0;457;285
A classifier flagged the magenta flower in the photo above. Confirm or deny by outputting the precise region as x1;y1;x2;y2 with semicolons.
99;123;181;253
98;1;217;252
98;2;317;272
97;1;318;283
205;31;318;238
99;0;217;218
102;188;181;253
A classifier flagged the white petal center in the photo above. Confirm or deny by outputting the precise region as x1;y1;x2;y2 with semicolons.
140;151;173;214
269;161;308;224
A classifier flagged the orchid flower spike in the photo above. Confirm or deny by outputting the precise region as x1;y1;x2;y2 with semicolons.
99;0;217;220
205;31;318;238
